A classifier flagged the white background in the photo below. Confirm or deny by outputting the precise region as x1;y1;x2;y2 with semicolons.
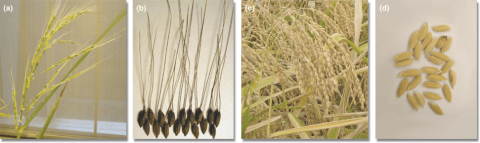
376;0;477;139
130;0;235;139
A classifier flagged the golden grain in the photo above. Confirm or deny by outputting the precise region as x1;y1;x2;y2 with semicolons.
399;69;421;77
432;25;451;32
431;52;450;61
421;67;441;74
397;79;409;97
422;32;432;49
441;60;454;74
393;52;412;62
426;74;447;81
414;92;425;108
449;70;456;89
424;92;442;100
436;36;447;49
441;37;453;53
426;55;443;65
408;76;422;90
442;84;452;102
424;37;438;54
428;102;444;115
394;59;413;67
408;30;419;50
419;22;428;40
407;94;419;111
423;81;442;88
414;41;422;60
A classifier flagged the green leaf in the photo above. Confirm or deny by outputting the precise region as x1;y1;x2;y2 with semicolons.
0;112;11;117
242;106;251;139
358;43;368;52
331;33;368;64
37;81;68;139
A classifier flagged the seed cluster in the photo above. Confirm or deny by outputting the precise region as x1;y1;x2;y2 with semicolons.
136;0;233;139
394;23;456;115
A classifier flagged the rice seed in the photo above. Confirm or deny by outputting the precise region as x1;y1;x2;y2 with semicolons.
407;94;419;111
426;55;443;65
162;122;169;138
393;52;413;62
187;108;195;124
395;59;413;67
424;37;438;54
152;119;161;138
449;70;456;89
173;119;181;136
209;124;216;139
432;25;451;32
414;41;422;60
424;92;442;100
428;102;444;115
423;81;442;88
441;37;453;53
426;74;447;81
441;60;454;74
195;108;203;123
399;69;421;77
431;52;450;61
138;110;146;128
422;32;432;49
408;76;422;90
159;110;166;126
167;109;175;127
143;119;150;135
436;36;447;49
179;108;186;126
207;108;214;125
214;109;221;127
414;92;425;108
408;30;419;50
191;122;199;139
200;117;208;134
397;79;409;97
147;108;155;126
442;84;452;102
421;67;441;74
419;22;428;40
182;121;190;136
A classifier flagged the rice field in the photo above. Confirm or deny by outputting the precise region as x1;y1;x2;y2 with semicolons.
241;0;368;139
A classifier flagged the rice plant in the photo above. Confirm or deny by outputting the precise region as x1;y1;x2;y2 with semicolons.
0;1;126;139
241;0;369;139
135;0;233;139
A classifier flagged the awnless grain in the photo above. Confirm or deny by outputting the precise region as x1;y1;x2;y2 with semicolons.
398;69;421;77
428;102;444;115
441;60;454;74
407;94;419;111
423;81;442;88
449;70;456;89
424;92;442;100
407;76;422;90
432;25;451;32
414;92;425;108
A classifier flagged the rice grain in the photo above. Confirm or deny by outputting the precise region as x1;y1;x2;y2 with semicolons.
423;81;442;88
443;84;452;102
428;102;444;115
432;25;451;32
407;94;419;111
441;60;454;74
424;92;442;100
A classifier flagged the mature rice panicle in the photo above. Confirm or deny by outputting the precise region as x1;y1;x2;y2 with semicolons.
242;0;368;139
